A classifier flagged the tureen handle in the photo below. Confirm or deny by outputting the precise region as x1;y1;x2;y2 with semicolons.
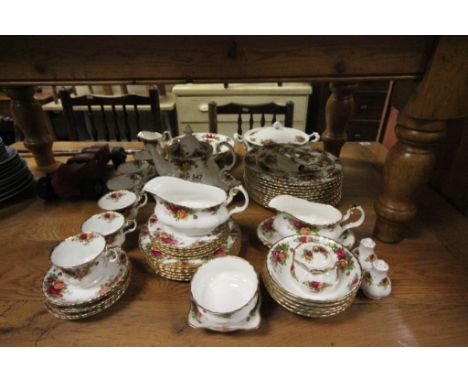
216;141;236;171
224;185;250;217
308;132;320;142
340;205;365;231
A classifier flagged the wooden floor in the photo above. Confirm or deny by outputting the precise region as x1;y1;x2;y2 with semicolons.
0;141;467;346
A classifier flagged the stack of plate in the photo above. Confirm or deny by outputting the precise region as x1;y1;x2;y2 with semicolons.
42;249;131;320
244;144;343;208
139;218;242;282
263;235;362;318
0;138;34;203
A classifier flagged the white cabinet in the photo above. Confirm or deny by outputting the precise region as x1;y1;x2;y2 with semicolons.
173;83;312;136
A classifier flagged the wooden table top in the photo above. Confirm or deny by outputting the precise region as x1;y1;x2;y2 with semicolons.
1;141;467;346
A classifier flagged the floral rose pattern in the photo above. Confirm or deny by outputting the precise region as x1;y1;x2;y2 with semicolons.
334;246;354;275
45;271;68;298
107;191;125;201
190;301;203;323
261;139;277;146
364;271;372;286
100;212;117;222
260;218;275;237
71;232;97;245
303;280;330;293
288;219;317;235
347;274;360;291
378;277;390;289
270;242;290;270
295;135;306;143
161;200;194;221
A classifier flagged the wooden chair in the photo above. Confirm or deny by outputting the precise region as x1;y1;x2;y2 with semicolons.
59;87;162;141
208;101;294;136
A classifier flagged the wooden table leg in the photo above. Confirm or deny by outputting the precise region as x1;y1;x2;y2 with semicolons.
4;86;59;172
322;82;357;157
374;112;446;242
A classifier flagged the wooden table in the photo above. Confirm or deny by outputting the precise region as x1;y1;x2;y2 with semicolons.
1;141;467;346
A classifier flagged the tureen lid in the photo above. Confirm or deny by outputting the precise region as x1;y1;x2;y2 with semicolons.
167;125;213;158
243;122;309;146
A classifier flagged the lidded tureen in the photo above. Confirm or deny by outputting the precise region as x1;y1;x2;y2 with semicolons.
138;125;235;187
235;121;320;151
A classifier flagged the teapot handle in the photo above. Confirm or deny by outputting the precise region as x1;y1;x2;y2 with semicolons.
224;185;249;217
216;141;236;171
340;205;365;231
308;132;320;142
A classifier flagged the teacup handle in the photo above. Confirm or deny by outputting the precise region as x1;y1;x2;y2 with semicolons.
106;246;124;263
122;219;137;235
216;141;236;171
308;132;320;142
136;193;148;209
224;185;249;217
340;205;365;231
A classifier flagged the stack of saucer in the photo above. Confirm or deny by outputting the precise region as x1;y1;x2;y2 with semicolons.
263;234;362;318
0;138;34;203
42;233;131;320
244;144;343;208
139;218;242;282
188;256;261;332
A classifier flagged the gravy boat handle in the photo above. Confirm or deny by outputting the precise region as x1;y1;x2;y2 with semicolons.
225;185;250;217
340;205;365;231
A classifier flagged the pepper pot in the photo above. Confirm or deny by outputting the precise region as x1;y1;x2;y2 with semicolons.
361;259;392;300
353;237;377;272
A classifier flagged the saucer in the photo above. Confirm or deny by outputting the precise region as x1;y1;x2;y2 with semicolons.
42;248;130;307
266;235;361;302
257;216;356;249
139;219;241;267
187;294;261;332
147;214;228;251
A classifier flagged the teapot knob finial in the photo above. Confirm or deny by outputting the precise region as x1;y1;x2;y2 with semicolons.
184;125;194;135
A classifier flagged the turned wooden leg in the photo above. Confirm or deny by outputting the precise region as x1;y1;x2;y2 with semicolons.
322;82;357;157
374;112;446;242
4;86;59;172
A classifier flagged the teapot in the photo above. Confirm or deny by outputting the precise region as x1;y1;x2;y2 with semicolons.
143;176;249;237
138;126;236;187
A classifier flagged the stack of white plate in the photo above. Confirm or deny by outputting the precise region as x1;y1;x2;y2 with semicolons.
0;139;34;203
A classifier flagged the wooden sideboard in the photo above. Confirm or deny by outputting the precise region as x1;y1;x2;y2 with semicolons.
0;36;467;243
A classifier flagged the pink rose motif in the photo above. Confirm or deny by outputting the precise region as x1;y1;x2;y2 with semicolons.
311;281;320;289
336;248;346;260
214;247;225;256
151;250;164;258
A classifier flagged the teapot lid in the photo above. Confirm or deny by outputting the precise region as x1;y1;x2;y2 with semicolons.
168;125;213;158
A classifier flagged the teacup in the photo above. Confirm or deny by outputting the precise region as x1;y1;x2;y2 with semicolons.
191;256;259;324
50;232;118;288
98;189;147;220
269;195;365;241
291;241;339;294
117;160;156;181
106;173;143;193
81;211;137;247
143;176;249;237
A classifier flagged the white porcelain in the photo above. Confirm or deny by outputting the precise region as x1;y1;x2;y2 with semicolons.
43;247;129;306
81;211;137;248
269;195;365;241
266;235;362;301
257;216;356;249
133;149;153;161
50;232;109;288
353;238;377;273
147;213;226;249
188;294;261;332
139;219;241;266
117;160;156;181
361;259;392;300
140;126;235;187
171;132;236;154
191;256;259;325
143;176;249;237
98;190;147;220
106;173;143;193
291;241;340;294
234;121;320;151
